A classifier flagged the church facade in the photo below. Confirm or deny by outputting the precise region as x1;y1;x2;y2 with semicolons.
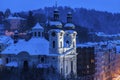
0;9;77;79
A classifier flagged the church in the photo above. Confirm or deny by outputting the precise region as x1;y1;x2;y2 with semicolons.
0;8;77;79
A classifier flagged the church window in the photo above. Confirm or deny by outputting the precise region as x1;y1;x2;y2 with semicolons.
53;41;55;48
71;61;73;73
6;58;9;63
66;66;68;73
66;40;69;47
42;32;44;37
34;32;37;37
73;41;75;47
0;45;1;49
60;41;62;48
41;57;44;63
60;33;62;36
38;32;40;37
61;68;63;74
52;32;56;37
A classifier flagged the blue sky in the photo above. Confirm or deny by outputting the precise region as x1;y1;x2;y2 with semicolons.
0;0;120;13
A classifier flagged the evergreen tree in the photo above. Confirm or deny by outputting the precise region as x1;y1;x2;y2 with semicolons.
27;11;35;30
4;8;11;18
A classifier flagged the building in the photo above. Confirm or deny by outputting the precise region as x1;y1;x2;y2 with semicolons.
77;43;95;80
0;24;5;35
5;15;26;31
94;42;116;80
0;9;77;79
0;35;13;52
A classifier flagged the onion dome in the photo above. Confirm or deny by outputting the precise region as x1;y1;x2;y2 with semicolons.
64;12;75;29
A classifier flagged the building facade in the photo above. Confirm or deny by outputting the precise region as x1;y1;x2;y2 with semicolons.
77;44;95;80
0;9;77;79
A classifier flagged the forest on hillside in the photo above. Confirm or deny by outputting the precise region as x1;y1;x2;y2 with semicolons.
0;6;120;42
1;6;120;34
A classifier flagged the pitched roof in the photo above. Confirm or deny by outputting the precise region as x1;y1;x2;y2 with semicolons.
32;23;44;30
1;38;49;55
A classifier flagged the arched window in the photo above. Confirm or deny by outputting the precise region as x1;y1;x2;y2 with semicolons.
73;41;75;47
53;41;55;48
60;41;62;48
66;40;69;47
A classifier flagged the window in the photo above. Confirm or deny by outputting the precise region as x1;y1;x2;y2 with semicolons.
53;41;55;48
6;58;9;63
66;40;69;47
91;59;94;63
61;68;63;74
38;32;40;37
60;33;63;36
73;41;75;47
42;32;44;37
52;32;56;37
0;45;2;49
71;61;73;73
60;41;62;48
34;32;37;37
41;57;44;63
66;66;68;73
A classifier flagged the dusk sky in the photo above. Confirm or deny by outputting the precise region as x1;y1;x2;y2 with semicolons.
0;0;120;13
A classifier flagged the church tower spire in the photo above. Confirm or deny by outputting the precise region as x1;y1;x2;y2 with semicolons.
67;12;72;23
54;0;59;21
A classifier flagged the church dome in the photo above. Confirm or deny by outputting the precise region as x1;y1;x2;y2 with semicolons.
64;12;75;29
46;8;62;29
49;21;62;28
64;23;75;29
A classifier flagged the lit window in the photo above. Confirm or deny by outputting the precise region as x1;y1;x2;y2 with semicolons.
91;59;94;63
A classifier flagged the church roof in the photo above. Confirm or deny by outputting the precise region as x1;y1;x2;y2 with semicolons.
64;23;75;29
1;38;49;55
0;35;13;44
49;21;62;28
32;23;44;30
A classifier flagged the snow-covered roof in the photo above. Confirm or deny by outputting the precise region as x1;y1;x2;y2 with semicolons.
65;30;77;34
0;59;2;65
0;35;13;44
64;23;75;29
49;21;62;28
96;32;120;37
5;61;18;67
32;23;44;30
7;15;26;20
1;38;49;55
37;64;50;68
77;44;94;48
49;29;64;33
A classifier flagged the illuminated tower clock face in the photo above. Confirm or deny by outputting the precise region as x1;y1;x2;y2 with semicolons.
52;32;56;37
